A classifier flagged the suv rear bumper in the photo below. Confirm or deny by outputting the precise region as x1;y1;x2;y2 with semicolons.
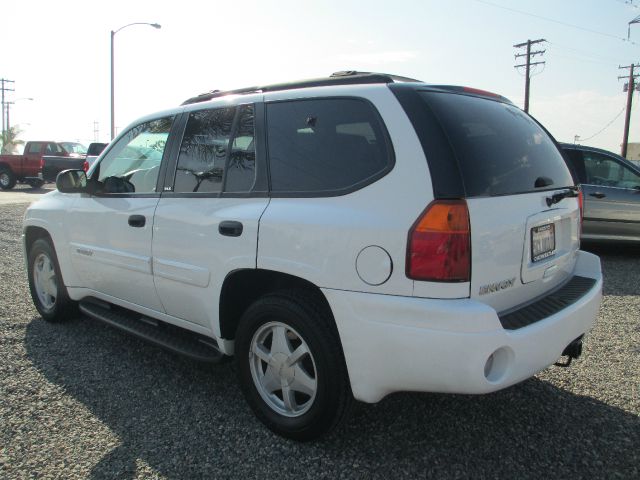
323;250;602;403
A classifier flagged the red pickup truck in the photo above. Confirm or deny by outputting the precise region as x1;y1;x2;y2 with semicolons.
0;141;73;190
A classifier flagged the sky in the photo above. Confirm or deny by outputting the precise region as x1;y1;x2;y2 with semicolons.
2;0;640;155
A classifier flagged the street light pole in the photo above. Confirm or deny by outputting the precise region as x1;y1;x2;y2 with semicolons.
110;22;161;140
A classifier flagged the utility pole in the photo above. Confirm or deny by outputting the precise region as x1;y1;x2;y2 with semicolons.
93;121;100;142
514;39;546;113
5;101;14;132
618;64;640;158
1;78;15;135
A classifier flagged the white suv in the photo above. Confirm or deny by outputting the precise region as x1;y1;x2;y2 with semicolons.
23;72;602;440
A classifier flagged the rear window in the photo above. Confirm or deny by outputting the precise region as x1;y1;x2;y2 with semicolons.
420;92;573;197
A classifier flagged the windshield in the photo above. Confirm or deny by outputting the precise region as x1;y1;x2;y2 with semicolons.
420;92;574;197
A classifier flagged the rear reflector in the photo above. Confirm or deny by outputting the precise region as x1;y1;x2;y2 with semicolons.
406;200;471;282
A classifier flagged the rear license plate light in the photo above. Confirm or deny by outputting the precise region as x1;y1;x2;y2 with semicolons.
531;223;556;262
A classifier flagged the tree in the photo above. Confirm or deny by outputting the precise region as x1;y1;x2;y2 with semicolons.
1;126;25;154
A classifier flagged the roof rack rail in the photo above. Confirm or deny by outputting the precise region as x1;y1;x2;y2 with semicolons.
181;71;423;105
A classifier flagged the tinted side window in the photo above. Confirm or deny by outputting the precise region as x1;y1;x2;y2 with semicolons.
96;116;173;194
174;107;236;193
266;98;392;194
420;92;574;196
27;142;41;154
583;152;640;189
226;105;256;193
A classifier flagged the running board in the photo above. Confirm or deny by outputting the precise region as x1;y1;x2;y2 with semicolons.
79;299;226;363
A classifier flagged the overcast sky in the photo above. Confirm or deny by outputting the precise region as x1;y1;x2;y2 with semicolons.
2;0;639;154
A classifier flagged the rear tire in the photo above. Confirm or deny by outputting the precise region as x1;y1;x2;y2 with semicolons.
27;178;45;189
236;291;353;441
27;238;76;322
0;167;16;190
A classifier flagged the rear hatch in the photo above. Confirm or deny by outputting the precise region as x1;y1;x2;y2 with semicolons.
392;85;579;312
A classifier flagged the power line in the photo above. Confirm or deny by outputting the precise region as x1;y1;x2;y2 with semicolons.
546;41;625;67
579;106;626;142
475;0;636;44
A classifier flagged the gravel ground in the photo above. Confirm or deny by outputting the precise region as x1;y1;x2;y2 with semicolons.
1;201;638;479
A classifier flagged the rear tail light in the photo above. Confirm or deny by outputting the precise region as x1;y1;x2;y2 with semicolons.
406;200;471;282
39;158;45;169
577;188;584;238
577;188;584;223
83;161;89;172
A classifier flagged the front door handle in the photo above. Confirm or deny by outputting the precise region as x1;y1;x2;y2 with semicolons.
128;215;146;228
219;220;243;237
589;192;606;199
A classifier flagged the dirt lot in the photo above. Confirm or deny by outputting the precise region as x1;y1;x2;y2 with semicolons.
1;199;638;479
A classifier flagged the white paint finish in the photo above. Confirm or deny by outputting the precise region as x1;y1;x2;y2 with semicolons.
70;242;152;275
65;195;164;312
467;193;580;313
355;246;392;286
152;197;269;332
152;257;211;288
324;250;602;403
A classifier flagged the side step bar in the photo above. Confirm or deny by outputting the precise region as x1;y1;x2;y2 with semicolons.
79;299;226;363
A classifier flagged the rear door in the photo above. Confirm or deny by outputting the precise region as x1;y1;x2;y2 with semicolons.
151;101;269;332
404;89;579;312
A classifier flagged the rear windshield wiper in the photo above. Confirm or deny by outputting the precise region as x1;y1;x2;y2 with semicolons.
546;187;579;207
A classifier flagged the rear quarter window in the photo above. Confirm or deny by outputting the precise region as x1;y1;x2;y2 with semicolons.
266;98;393;195
420;92;574;197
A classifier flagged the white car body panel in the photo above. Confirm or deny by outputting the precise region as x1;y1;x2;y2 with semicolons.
64;195;164;312
326;250;601;403
467;193;580;313
152;197;270;333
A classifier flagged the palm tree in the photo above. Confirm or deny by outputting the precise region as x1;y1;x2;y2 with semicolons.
1;126;25;154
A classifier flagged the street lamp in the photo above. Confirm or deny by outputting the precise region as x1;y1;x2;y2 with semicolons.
110;22;161;140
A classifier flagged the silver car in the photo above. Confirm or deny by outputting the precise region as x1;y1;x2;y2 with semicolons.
561;143;640;242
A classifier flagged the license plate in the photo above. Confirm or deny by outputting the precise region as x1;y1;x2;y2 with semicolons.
531;223;555;262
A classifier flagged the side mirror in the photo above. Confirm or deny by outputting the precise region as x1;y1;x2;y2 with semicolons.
56;169;88;193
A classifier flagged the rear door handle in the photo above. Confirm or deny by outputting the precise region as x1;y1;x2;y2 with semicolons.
219;220;243;237
128;215;146;228
589;192;606;199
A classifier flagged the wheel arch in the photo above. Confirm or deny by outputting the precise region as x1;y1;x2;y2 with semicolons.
219;269;335;342
24;225;52;254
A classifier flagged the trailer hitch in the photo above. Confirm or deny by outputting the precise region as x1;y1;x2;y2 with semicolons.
554;336;583;368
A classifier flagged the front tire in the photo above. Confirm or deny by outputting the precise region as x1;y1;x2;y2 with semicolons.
236;291;352;441
0;167;16;190
27;238;76;322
